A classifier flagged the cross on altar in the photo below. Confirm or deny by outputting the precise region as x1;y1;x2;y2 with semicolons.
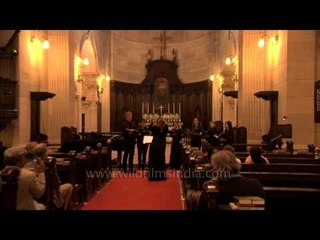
158;105;164;116
153;30;172;59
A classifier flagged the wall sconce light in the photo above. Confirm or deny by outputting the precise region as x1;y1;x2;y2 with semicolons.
31;36;50;49
42;39;50;49
82;57;89;66
258;34;278;48
225;30;238;66
225;56;232;65
282;115;287;121
96;74;107;95
210;75;215;81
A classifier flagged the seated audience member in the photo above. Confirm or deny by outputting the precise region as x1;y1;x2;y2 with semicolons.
30;143;73;210
199;142;213;164
261;134;270;152
0;141;7;170
3;147;46;210
244;146;269;164
210;150;265;205
223;144;242;165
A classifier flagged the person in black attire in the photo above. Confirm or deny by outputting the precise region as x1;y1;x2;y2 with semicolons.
121;111;138;173
220;121;234;146
190;117;204;149
169;122;183;169
148;118;168;180
137;119;150;170
210;150;265;206
207;121;220;147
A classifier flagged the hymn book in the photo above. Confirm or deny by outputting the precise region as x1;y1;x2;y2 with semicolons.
143;135;153;144
233;196;265;207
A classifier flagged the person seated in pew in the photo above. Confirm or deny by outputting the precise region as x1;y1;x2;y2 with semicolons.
223;144;242;165
28;143;73;210
196;142;213;165
3;146;46;210
210;150;265;205
244;146;270;164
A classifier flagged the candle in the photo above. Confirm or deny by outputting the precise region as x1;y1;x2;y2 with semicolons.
168;102;170;114
147;102;149;113
173;103;175;114
153;102;155;113
179;102;181;115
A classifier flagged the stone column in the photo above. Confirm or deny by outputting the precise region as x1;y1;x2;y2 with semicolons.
221;69;236;125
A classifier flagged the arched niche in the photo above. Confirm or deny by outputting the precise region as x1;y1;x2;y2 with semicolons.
77;32;100;133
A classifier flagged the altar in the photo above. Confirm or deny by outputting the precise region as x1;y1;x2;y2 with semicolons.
141;102;183;128
110;31;212;131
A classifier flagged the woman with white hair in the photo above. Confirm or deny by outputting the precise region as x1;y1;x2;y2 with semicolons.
210;150;265;205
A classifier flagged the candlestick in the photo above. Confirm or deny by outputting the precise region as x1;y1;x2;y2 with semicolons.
147;102;149;113
168;102;170;114
173;103;175;114
179;102;181;115
153;102;155;113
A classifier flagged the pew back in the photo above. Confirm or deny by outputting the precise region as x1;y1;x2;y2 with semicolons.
0;167;20;210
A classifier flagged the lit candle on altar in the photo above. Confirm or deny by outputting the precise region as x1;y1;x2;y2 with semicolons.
173;103;175;114
153;102;155;113
168;102;170;114
142;102;144;115
179;102;181;115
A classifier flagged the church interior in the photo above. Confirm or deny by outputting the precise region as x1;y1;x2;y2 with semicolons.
0;30;320;212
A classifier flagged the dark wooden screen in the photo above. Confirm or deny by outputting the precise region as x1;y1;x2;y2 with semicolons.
110;59;212;131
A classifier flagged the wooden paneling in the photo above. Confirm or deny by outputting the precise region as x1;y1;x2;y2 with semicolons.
0;77;17;131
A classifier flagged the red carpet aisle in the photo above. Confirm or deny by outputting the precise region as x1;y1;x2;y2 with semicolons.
81;170;184;210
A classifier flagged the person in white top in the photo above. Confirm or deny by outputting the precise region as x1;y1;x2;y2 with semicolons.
3;146;46;210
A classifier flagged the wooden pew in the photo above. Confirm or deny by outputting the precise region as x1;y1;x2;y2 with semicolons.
264;186;320;211
44;157;56;210
236;152;314;159
241;171;320;188
238;157;319;164
240;163;320;173
0;167;20;210
52;151;85;209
